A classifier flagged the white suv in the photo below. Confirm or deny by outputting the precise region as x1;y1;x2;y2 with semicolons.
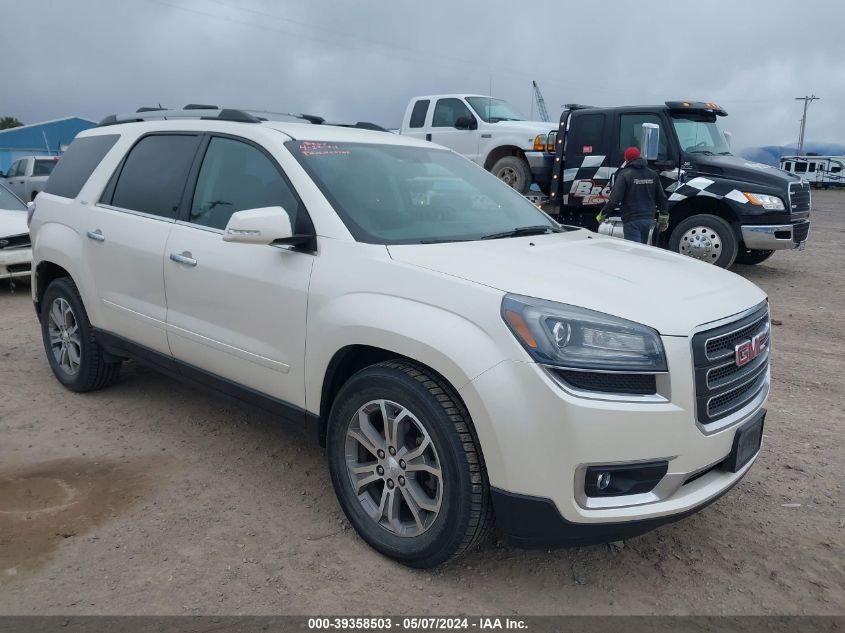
30;107;770;567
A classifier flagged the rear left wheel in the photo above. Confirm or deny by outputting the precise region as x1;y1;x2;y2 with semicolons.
327;360;492;567
40;277;121;392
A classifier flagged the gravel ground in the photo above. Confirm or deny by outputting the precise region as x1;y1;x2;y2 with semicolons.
0;191;842;616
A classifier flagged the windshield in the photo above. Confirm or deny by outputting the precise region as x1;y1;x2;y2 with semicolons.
0;184;26;211
287;141;557;244
466;97;524;123
671;112;731;155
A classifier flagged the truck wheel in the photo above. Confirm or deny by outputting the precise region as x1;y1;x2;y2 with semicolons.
40;277;121;392
668;214;738;268
735;248;775;265
327;360;492;568
491;156;531;194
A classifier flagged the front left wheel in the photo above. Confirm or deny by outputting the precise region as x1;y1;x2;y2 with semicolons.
327;360;492;567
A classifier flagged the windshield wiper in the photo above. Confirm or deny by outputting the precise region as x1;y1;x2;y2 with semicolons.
688;150;715;155
718;151;732;155
480;225;561;240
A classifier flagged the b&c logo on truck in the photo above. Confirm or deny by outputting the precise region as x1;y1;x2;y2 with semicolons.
735;332;767;368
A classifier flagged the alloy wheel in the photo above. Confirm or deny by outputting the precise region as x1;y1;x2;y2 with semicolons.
47;297;82;375
345;399;443;537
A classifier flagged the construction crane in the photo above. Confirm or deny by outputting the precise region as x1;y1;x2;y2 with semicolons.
532;80;550;122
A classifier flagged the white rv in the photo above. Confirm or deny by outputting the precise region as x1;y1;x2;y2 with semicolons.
780;155;845;188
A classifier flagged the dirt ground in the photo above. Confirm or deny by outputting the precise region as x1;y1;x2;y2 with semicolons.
0;192;842;616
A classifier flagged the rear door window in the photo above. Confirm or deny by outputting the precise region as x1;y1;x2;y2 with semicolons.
569;113;606;157
110;134;200;219
409;100;430;128
45;135;120;198
7;161;22;177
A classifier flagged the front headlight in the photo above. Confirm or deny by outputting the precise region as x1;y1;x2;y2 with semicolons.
501;294;667;372
742;192;785;210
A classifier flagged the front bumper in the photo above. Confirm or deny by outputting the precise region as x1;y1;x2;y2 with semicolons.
526;151;553;194
0;247;32;280
458;335;767;546
741;220;810;251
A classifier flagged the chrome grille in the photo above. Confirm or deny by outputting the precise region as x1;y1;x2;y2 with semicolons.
789;181;811;219
692;305;770;425
0;233;30;250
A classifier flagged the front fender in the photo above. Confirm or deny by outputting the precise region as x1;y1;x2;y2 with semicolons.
306;292;506;412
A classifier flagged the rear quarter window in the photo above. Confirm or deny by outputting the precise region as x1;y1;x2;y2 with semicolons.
44;135;120;199
109;134;201;219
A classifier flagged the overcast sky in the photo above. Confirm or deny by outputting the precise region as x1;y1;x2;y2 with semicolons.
3;0;842;150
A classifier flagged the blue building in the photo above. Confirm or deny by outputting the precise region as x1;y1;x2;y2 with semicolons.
0;117;97;173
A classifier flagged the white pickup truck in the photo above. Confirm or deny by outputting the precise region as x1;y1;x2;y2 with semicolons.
2;155;60;201
400;95;557;194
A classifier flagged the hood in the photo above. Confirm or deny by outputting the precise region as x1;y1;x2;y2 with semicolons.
0;208;28;239
387;231;766;336
494;120;557;135
686;154;799;191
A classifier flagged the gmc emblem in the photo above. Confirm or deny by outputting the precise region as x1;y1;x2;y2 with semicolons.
735;332;767;367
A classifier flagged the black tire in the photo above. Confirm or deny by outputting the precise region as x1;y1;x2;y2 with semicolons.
327;360;492;568
668;214;738;268
735;248;775;265
40;277;121;392
490;156;531;194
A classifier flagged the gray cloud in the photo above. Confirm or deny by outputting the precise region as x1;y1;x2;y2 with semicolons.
4;0;842;150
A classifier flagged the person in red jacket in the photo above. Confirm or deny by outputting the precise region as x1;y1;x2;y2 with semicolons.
597;147;669;244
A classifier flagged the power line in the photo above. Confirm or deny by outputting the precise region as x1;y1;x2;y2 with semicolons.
794;94;820;156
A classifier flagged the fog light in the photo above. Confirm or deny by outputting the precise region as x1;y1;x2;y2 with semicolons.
584;461;668;497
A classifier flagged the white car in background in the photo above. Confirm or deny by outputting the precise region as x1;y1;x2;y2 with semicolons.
2;155;60;201
0;182;31;282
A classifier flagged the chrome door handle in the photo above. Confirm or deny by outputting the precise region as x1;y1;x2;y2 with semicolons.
169;251;197;267
86;229;105;242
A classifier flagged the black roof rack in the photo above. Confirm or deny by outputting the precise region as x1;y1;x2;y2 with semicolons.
97;106;390;132
97;107;262;127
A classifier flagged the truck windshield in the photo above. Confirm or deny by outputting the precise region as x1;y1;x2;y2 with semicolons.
287;141;558;244
671;112;731;155
466;97;524;123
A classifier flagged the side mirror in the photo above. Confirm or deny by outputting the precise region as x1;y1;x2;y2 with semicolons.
723;131;732;148
639;123;660;161
454;116;477;131
223;207;293;245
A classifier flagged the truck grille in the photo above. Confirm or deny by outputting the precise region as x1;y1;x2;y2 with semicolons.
692;305;770;425
0;233;30;250
788;181;811;218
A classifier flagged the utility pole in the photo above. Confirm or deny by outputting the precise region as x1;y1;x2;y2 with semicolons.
794;94;820;156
